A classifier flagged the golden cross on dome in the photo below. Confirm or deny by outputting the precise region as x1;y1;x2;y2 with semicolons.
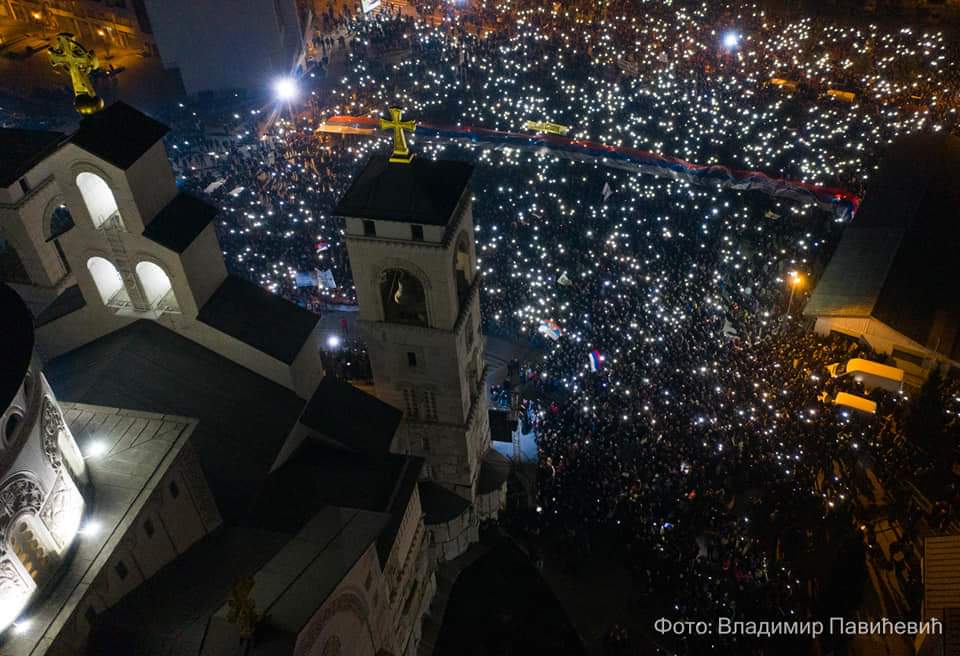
48;33;103;115
380;107;416;164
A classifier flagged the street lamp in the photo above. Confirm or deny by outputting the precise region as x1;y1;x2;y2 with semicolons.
273;76;299;102
787;272;803;316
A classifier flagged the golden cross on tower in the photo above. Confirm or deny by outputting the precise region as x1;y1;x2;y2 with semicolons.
48;33;104;115
380;107;416;164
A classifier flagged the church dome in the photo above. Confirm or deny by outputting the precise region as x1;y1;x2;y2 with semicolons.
0;284;87;634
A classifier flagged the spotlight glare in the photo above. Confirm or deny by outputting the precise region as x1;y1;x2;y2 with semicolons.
273;77;299;102
85;441;108;459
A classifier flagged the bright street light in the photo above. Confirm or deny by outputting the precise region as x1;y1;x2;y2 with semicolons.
273;77;299;102
723;32;739;49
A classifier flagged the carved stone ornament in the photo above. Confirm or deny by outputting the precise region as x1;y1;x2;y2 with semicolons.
0;474;45;554
41;397;64;470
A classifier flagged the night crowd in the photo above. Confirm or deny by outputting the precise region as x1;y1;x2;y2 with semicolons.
150;1;960;652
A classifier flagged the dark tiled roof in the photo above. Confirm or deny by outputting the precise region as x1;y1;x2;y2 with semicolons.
89;527;291;656
143;192;218;253
299;376;402;457
334;154;473;226
806;134;960;358
44;320;305;519
0;128;65;186
419;481;470;525
36;284;86;327
257;441;422;562
0;283;34;411
70;101;170;169
198;275;319;364
477;448;510;495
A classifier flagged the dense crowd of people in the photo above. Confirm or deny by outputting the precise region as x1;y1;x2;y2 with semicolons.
149;1;960;651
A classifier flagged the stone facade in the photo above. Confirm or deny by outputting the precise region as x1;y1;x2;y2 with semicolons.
1;110;324;398
345;202;491;503
0;343;88;635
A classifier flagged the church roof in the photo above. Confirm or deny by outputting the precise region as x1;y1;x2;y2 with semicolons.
805;133;960;360
0;128;65;186
198;275;319;365
257;441;423;563
419;481;470;524
143;192;219;253
89;525;293;655
70;101;170;169
44;320;306;519
299;376;402;457
334;154;474;226
36;284;86;326
0;283;34;412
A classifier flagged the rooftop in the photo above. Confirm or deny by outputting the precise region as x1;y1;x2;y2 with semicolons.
5;404;194;656
0;128;65;187
299;376;402;457
258;440;422;563
143;192;218;253
420;481;470;525
805;133;960;360
0;283;34;411
70;102;170;170
334;154;474;226
36;284;86;327
198;275;319;365
44;320;306;519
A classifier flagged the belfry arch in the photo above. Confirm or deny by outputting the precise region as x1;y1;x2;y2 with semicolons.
379;269;428;327
86;256;124;306
76;172;119;229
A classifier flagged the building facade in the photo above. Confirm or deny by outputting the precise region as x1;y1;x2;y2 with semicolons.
0;0;156;54
0;284;87;636
0;104;449;654
141;0;307;95
338;154;508;562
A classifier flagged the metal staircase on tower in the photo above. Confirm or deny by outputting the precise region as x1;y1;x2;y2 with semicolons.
98;212;151;312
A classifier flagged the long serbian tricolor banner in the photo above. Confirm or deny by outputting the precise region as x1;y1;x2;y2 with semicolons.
321;116;861;219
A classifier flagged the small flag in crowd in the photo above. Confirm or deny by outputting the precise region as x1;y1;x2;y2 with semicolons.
588;350;604;372
538;319;563;341
557;272;573;287
602;182;613;202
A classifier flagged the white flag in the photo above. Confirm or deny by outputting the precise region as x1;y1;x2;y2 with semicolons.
557;273;573;287
602;182;613;202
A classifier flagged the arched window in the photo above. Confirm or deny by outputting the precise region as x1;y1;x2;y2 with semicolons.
76;172;119;229
135;261;178;312
453;233;473;309
48;205;75;240
379;269;427;327
86;256;124;306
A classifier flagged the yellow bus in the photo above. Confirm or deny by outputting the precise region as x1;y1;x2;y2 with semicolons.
826;358;904;392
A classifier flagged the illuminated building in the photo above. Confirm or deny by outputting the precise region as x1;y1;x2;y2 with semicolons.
805;133;960;382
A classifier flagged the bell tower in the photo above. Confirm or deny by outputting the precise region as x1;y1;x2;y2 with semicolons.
338;154;489;501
